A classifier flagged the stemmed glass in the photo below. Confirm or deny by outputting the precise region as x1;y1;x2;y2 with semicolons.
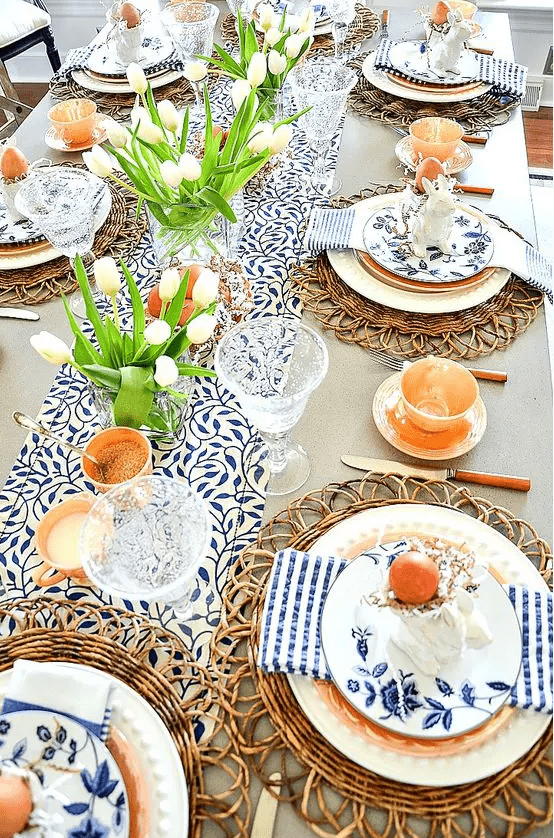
289;56;357;194
15;168;101;319
160;2;219;117
214;316;329;496
325;0;356;61
80;475;212;618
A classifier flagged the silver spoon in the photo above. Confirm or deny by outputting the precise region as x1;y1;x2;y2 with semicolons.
12;411;105;478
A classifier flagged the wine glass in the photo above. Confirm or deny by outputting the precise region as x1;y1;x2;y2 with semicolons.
160;2;219;117
324;0;356;61
214;316;329;496
288;56;357;194
80;475;212;618
14;168;102;319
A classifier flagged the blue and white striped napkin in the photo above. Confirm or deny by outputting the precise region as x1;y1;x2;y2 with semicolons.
53;45;97;81
374;39;527;98
257;548;554;713
1;660;113;741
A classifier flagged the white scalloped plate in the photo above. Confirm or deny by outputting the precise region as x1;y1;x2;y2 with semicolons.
287;503;550;786
72;68;182;94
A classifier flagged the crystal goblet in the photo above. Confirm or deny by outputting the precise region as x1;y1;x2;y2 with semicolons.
214;316;329;496
14;168;102;319
80;475;212;618
160;2;219;117
289;56;357;194
324;0;356;61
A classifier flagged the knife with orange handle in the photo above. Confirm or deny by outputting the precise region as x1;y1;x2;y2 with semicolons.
454;185;495;196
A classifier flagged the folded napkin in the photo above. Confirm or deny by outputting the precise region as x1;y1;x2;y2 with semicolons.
304;205;553;303
1;660;113;741
374;38;527;98
257;548;554;713
52;44;184;83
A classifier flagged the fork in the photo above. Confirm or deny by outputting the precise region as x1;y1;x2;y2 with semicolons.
367;347;507;382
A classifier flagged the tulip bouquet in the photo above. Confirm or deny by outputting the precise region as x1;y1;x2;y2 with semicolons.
83;63;296;259
30;254;218;433
209;3;314;119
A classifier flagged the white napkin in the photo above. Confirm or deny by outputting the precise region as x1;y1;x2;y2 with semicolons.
1;660;113;741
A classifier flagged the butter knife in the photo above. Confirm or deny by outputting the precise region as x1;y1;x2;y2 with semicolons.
251;772;281;838
341;455;531;492
0;307;39;321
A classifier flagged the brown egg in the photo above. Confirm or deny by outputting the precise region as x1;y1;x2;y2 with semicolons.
431;1;451;25
414;156;445;192
389;550;440;605
120;2;141;27
147;285;198;326
0;775;33;838
0;147;29;180
178;263;208;299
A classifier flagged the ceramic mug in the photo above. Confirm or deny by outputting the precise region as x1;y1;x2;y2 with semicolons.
81;426;153;494
33;493;96;586
409;117;464;163
47;98;98;146
400;357;479;433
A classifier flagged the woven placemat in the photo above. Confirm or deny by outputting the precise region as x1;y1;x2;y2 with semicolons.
291;184;543;360
0;597;252;838
0;162;146;306
211;474;553;837
348;61;520;133
221;5;379;55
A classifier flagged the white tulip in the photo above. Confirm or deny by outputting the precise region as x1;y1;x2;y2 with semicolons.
247;52;267;88
157;99;180;132
264;27;282;47
184;61;208;82
144;319;171;345
154;355;179;387
268;49;287;75
82;145;114;178
30;332;72;365
158;267;181;301
284;33;304;58
247;121;273;153
105;119;129;148
93;256;121;296
298;7;315;33
285;13;300;31
231;78;253;110
186;313;217;344
178;152;202;181
258;3;275;31
126;62;147;94
130;105;150;129
160;159;183;188
191;268;219;307
269;123;293;154
137;120;164;144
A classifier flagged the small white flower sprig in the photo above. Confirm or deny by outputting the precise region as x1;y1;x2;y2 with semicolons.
30;254;217;431
207;4;314;119
83;63;297;257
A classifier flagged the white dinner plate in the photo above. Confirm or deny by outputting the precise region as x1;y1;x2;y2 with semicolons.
287;503;550;786
0;662;189;837
87;36;174;76
362;51;490;103
326;194;510;313
386;40;480;85
72;67;182;94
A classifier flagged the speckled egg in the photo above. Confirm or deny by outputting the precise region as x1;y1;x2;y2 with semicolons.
389;550;440;605
120;2;141;27
0;774;33;838
431;1;451;25
0;147;29;180
414;156;445;192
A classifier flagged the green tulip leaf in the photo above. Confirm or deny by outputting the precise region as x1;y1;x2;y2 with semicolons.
113;366;154;428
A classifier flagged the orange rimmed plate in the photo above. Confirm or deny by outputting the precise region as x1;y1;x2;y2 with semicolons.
354;250;494;294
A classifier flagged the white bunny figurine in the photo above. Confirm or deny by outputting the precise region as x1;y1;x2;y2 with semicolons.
411;173;456;258
428;10;473;75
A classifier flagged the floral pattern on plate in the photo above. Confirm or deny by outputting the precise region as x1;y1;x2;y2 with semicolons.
87;36;174;77
0;201;45;247
362;204;494;283
0;709;128;838
386;40;480;84
320;545;522;739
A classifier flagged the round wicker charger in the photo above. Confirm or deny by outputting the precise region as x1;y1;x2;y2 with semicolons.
221;5;379;54
0;162;146;306
0;597;252;838
291;184;544;360
211;474;553;837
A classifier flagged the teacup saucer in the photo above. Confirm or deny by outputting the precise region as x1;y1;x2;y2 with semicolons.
395;136;473;175
44;120;107;152
372;372;487;460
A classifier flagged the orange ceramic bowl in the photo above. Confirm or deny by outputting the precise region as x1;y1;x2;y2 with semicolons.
82;426;153;494
400;357;479;433
48;98;98;146
409;117;464;163
33;492;96;586
448;0;477;19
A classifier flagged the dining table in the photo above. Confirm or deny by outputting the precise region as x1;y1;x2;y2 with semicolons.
0;4;552;838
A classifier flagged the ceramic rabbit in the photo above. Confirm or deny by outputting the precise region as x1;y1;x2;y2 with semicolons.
428;10;473;75
410;173;456;258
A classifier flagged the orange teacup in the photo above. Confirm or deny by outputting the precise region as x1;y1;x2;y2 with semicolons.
82;426;153;494
448;0;477;19
409;117;464;163
400;357;479;433
48;98;98;146
33;492;96;586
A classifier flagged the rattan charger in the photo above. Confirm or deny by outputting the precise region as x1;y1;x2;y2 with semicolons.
211;474;553;837
291;184;544;360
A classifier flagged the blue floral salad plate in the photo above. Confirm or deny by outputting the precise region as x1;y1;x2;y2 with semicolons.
386;40;479;85
0;709;129;838
320;543;522;739
362;203;494;284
